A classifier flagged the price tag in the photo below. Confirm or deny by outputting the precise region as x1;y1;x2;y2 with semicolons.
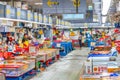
29;47;36;53
91;42;95;46
23;64;28;70
57;43;61;47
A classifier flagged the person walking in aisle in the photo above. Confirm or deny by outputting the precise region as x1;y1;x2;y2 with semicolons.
78;33;82;49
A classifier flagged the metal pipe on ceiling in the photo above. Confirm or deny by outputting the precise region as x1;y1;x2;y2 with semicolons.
76;0;78;13
11;0;14;7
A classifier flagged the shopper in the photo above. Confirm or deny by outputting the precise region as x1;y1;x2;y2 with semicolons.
78;33;82;49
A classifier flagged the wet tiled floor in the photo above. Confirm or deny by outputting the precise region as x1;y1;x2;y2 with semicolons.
30;48;90;80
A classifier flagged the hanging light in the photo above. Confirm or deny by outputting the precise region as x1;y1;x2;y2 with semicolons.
102;16;107;23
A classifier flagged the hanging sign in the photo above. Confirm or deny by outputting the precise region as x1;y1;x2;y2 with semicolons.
0;4;5;18
47;0;59;8
62;21;64;25
39;14;42;23
30;12;34;21
21;9;27;20
16;8;21;19
6;5;16;19
27;10;31;21
34;12;38;22
10;7;16;19
49;17;52;24
43;15;48;23
56;19;58;25
5;5;11;18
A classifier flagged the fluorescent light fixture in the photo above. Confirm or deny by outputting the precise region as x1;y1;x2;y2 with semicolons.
102;0;111;15
102;16;107;23
63;14;84;20
35;3;43;5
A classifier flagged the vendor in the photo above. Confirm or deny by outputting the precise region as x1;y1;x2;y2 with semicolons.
78;33;82;49
22;34;30;48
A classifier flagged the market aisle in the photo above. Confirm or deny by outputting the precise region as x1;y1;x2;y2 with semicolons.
30;48;90;80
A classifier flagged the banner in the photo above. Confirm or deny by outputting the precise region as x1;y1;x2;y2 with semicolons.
6;5;11;18
43;15;48;23
0;4;5;18
30;12;34;21
49;17;52;24
34;12;38;22
10;7;16;19
17;8;21;19
21;9;27;20
27;10;31;21
6;5;16;19
39;14;42;23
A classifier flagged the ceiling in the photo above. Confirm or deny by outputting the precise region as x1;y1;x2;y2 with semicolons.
0;0;43;9
4;0;103;26
21;0;42;9
0;0;119;27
